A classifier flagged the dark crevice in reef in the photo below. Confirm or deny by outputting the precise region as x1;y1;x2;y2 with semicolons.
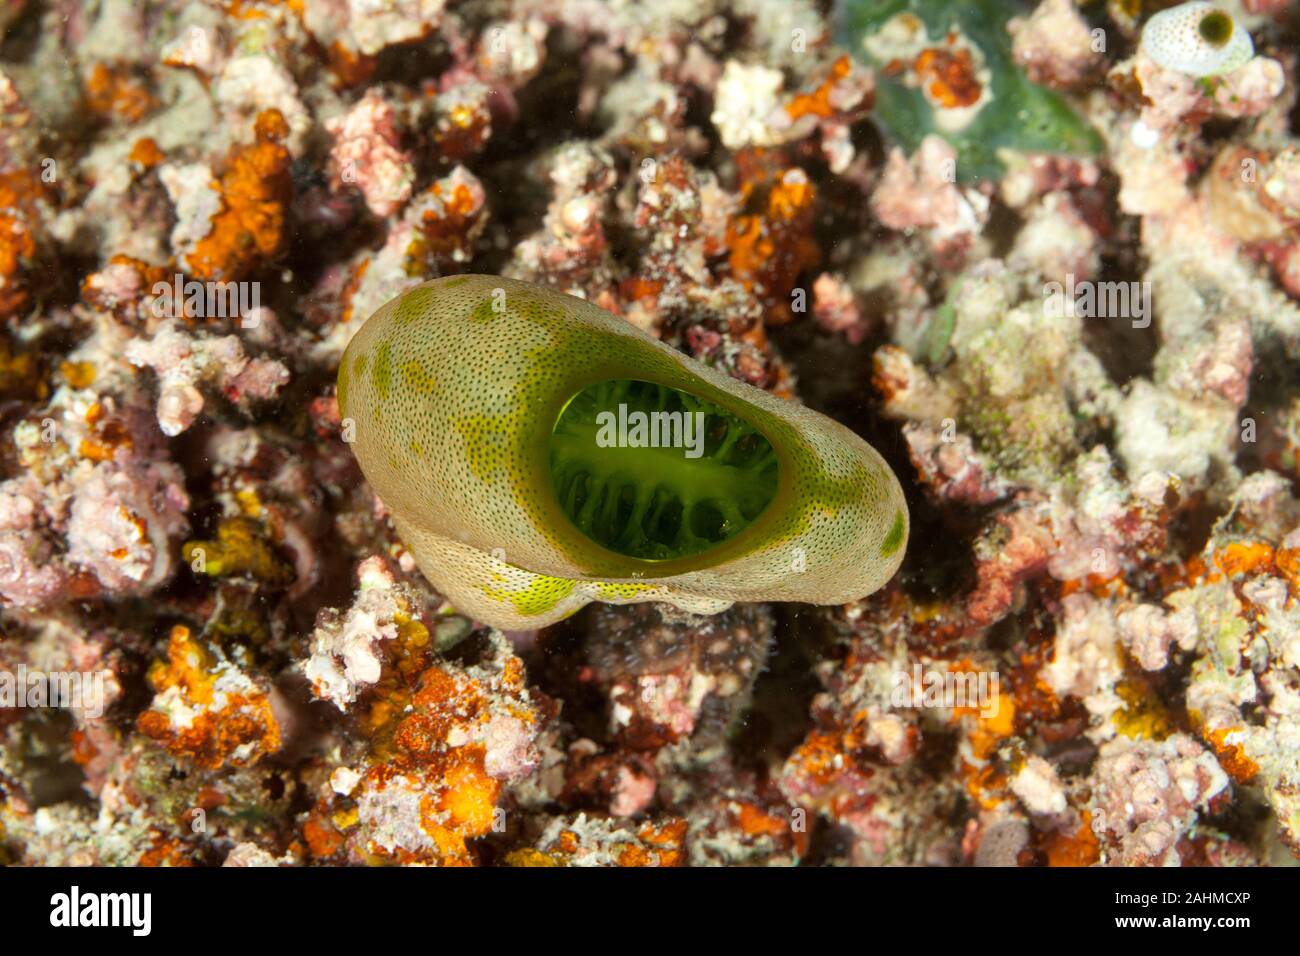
1241;342;1300;497
1067;164;1159;388
1166;492;1227;567
368;35;454;89
1197;115;1252;149
987;201;1023;260
854;113;889;179
812;173;880;262
735;602;823;771
529;616;614;746
29;253;98;316
770;321;976;604
0;0;43;62
1080;251;1159;387
12;710;91;809
473;44;585;277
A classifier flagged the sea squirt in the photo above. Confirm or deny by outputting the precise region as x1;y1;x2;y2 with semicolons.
1141;1;1254;78
339;275;908;630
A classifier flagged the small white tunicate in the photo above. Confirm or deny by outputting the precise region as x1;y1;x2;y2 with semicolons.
1141;2;1253;77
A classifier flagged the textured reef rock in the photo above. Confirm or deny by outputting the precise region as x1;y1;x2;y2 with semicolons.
2;0;1300;868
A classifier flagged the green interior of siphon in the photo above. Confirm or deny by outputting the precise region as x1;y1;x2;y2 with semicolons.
548;379;779;560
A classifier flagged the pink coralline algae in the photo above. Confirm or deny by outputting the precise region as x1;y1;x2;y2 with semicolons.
0;475;74;607
1008;0;1105;91
1091;734;1230;867
125;321;290;437
65;460;190;594
328;92;415;219
872;135;991;268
